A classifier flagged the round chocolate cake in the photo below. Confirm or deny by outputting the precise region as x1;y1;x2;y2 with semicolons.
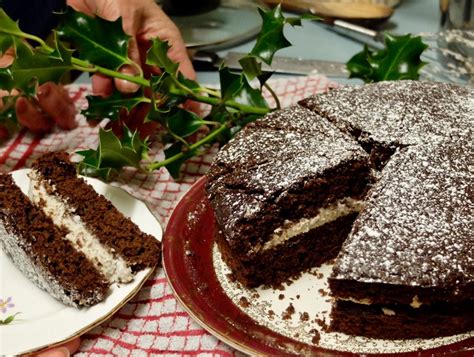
206;80;473;340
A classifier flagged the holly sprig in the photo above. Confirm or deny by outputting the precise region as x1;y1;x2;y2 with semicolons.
346;33;428;83
0;6;308;180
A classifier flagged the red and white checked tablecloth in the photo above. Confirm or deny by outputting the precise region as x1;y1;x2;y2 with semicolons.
0;75;335;356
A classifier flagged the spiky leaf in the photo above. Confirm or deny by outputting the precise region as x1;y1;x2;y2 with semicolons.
82;90;148;121
0;41;73;95
77;127;148;181
146;38;179;74
57;8;133;70
347;33;428;82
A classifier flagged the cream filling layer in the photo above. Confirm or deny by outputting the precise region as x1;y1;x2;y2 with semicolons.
28;171;133;283
263;197;365;251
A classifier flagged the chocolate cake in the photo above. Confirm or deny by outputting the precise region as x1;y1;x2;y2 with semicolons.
329;140;474;339
0;174;109;307
300;80;473;169
28;152;161;284
207;106;372;287
206;80;473;339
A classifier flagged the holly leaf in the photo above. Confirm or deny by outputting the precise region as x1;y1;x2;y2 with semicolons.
82;90;148;121
0;9;29;54
248;5;294;65
0;41;73;95
219;66;268;109
77;127;148;181
347;33;428;82
163;142;198;179
146;38;179;75
57;8;133;70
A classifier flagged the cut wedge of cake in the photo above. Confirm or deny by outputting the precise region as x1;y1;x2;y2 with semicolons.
207;106;371;287
0;174;109;307
329;140;474;339
28;152;161;284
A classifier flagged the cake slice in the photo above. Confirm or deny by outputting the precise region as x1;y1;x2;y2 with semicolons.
0;174;109;307
207;107;371;287
300;80;473;169
329;140;474;339
28;152;161;284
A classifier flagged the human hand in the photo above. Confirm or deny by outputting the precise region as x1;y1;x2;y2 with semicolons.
66;0;196;138
0;50;77;139
67;0;196;96
33;337;80;357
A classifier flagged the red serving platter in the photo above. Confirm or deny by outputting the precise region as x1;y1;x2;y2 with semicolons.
163;176;474;356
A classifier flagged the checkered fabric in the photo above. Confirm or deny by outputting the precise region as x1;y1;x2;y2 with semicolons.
0;75;335;356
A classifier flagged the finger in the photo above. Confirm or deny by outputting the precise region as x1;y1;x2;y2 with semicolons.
92;73;114;97
16;97;54;134
37;83;78;130
115;65;141;94
35;337;81;357
0;47;15;68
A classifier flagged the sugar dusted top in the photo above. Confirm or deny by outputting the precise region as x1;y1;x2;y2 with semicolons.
300;80;473;148
332;140;474;288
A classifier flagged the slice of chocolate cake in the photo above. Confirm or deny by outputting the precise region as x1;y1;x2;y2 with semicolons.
28;152;161;284
300;80;473;169
329;140;474;339
207;106;371;287
0;174;109;307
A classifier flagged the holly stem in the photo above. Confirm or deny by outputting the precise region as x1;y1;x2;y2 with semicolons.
147;124;227;171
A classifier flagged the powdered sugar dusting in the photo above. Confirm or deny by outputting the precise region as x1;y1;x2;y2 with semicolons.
332;140;474;288
301;80;473;149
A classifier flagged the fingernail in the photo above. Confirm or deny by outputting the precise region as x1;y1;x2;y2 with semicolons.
16;99;28;114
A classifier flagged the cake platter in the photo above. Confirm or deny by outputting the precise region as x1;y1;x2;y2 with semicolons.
0;169;163;356
163;176;474;355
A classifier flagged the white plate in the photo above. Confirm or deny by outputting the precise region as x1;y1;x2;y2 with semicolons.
0;169;162;355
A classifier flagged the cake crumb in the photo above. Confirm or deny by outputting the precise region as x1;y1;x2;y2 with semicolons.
315;317;330;332
300;311;310;322
252;292;260;299
296;294;300;299
226;273;237;282
238;296;250;308
282;303;295;320
268;309;275;319
309;329;321;345
318;288;328;297
278;293;285;300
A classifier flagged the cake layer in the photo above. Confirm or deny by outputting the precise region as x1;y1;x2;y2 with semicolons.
330;299;474;339
29;152;161;275
330;140;474;306
216;213;358;288
300;81;473;169
0;174;108;307
207;106;371;287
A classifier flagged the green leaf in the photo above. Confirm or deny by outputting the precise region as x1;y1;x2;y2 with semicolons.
0;9;30;54
57;8;133;70
163;142;197;179
0;312;20;325
77;127;148;181
0;41;73;95
0;96;18;133
82;90;148;121
146;38;179;74
346;33;428;83
165;108;205;138
219;67;244;101
248;5;295;65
